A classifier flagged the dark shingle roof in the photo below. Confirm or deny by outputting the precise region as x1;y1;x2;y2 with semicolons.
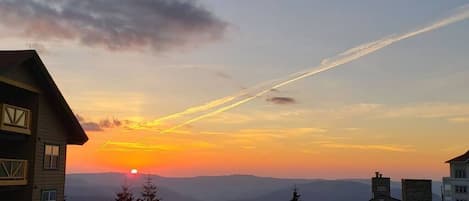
0;50;88;145
446;150;469;163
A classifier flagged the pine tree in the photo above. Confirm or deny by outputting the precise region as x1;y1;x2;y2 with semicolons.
137;176;161;201
290;186;301;201
115;185;135;201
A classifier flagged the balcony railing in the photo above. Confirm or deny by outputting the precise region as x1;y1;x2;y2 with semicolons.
0;158;27;186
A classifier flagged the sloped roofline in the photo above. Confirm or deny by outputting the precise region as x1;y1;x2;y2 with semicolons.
0;50;88;145
446;150;469;163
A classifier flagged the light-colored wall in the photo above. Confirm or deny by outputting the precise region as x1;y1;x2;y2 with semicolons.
443;162;469;201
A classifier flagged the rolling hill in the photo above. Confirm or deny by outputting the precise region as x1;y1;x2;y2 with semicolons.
65;173;441;201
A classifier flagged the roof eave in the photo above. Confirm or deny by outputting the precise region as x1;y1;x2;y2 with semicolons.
446;159;469;163
28;51;89;145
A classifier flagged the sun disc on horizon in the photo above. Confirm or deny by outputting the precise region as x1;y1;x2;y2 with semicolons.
130;168;138;175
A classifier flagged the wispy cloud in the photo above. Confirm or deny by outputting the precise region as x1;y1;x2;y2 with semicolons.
269;103;382;120
100;140;219;152
0;0;227;52
343;127;361;132
321;143;415;152
298;103;469;121
230;127;328;140
195;127;328;141
101;141;177;152
382;103;469;119
240;127;327;135
205;112;254;124
448;117;469;123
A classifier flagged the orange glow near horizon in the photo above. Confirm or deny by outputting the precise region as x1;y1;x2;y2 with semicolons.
65;118;467;180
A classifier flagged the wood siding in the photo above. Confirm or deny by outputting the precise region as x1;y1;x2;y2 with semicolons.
32;95;68;201
1;60;70;201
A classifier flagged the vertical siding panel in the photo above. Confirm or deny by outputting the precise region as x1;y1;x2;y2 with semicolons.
33;95;68;201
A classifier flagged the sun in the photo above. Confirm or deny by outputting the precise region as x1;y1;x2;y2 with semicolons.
130;168;138;175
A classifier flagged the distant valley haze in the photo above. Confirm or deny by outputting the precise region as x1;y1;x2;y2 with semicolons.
65;173;442;201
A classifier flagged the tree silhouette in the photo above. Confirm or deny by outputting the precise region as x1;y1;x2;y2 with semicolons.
137;177;161;201
115;185;135;201
290;186;301;201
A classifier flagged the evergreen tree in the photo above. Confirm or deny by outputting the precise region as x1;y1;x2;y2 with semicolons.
137;176;161;201
115;185;135;201
290;186;301;201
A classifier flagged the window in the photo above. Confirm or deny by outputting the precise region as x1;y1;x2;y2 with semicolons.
0;104;31;135
455;185;467;194
445;184;452;191
44;145;59;169
455;170;467;178
41;190;56;201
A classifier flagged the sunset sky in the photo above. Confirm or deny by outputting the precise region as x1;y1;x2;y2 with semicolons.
1;0;469;180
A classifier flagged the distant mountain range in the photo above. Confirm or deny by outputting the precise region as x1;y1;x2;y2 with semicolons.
65;173;441;201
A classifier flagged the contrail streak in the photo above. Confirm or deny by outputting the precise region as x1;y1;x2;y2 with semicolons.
140;95;236;126
138;77;282;128
162;5;469;133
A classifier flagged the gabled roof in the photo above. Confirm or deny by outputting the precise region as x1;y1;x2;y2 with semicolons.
446;150;469;163
0;50;88;145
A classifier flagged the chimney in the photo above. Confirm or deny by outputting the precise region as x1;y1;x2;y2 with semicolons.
371;172;391;198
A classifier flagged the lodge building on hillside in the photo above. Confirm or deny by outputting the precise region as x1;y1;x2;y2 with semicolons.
0;50;88;201
442;150;469;201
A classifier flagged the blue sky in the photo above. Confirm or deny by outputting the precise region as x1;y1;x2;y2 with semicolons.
195;0;469;104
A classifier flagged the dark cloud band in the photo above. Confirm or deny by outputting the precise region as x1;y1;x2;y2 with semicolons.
266;97;296;105
76;114;123;132
0;0;228;51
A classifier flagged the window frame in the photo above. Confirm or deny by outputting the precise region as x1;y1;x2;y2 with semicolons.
455;169;467;178
455;185;468;194
0;103;32;135
41;189;57;201
43;144;60;170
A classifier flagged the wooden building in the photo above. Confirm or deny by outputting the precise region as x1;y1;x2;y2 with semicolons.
0;50;88;201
